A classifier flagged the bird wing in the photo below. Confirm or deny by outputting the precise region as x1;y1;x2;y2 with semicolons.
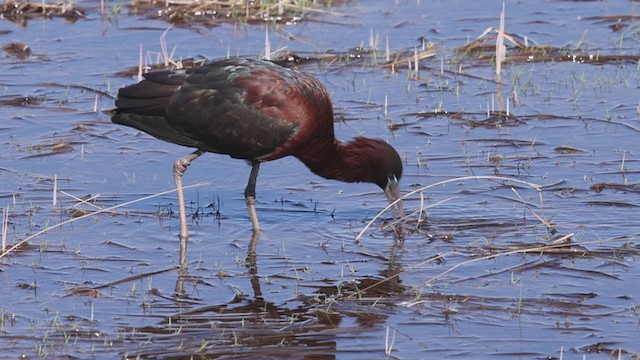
113;59;302;161
112;69;204;148
165;60;301;160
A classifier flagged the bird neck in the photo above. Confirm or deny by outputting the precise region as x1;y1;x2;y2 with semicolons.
295;138;377;184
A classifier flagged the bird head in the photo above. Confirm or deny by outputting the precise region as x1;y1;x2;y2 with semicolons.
375;141;404;221
348;138;404;220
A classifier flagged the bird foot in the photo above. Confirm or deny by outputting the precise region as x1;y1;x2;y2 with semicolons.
173;158;190;177
173;150;204;177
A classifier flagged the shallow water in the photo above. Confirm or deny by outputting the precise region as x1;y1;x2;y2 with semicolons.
1;0;640;358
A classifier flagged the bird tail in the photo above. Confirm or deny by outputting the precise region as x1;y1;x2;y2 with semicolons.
112;71;200;148
114;71;179;116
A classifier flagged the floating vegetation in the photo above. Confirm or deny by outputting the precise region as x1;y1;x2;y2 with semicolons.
0;95;44;107
591;182;640;194
114;57;207;77
125;0;349;27
458;28;640;65
2;42;30;59
0;0;85;23
23;142;75;159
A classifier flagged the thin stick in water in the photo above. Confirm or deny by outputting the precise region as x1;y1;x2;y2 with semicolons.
2;206;8;252
52;174;57;207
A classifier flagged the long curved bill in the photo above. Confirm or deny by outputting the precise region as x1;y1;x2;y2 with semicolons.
384;176;405;221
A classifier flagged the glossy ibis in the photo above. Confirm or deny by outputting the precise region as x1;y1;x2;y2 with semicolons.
112;58;403;263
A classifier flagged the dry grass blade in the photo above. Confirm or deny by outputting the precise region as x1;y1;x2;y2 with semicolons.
458;27;526;54
67;266;179;296
355;175;542;243
510;187;553;230
160;25;172;67
0;182;209;260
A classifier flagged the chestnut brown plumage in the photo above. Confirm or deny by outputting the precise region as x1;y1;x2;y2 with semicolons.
112;58;403;264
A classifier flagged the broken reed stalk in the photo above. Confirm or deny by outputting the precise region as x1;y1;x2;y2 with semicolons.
0;182;209;260
355;175;543;243
496;2;505;75
385;325;396;355
93;93;99;112
385;36;390;62
1;206;8;252
510;186;552;228
369;28;374;49
52;174;57;207
160;24;174;67
264;25;271;60
61;191;106;213
416;190;424;226
383;95;388;117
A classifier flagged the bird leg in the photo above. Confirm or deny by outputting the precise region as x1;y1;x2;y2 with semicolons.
173;149;205;267
244;162;261;252
384;176;405;241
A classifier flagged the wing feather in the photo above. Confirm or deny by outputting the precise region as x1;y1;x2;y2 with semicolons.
112;59;300;160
